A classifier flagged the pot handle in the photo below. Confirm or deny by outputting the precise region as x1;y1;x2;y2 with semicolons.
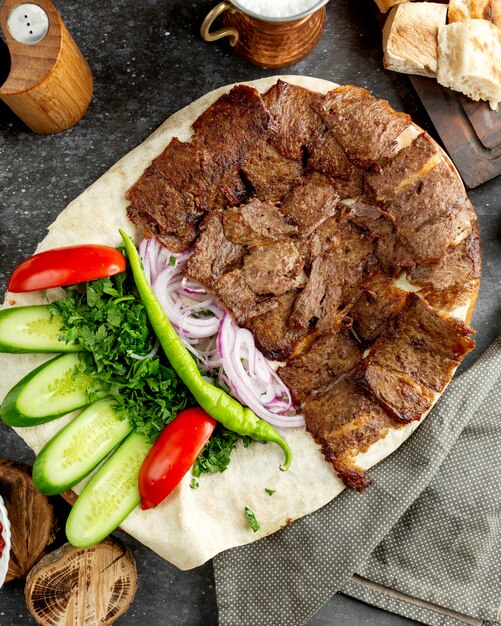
200;1;239;47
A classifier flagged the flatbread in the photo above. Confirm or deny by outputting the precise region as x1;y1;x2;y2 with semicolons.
0;76;477;570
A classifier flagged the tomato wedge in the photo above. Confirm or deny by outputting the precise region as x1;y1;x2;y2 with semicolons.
139;408;216;510
8;245;126;293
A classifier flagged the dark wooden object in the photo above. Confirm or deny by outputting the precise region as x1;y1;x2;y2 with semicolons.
371;1;501;188
0;459;58;582
409;76;501;189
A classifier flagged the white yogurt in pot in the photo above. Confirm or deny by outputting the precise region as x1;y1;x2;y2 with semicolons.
233;0;328;20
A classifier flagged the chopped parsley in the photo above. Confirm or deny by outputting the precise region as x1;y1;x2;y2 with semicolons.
49;250;248;474
193;424;253;477
49;266;194;442
265;488;275;496
244;507;260;532
190;478;199;490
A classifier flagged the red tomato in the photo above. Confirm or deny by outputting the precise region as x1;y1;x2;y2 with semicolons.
139;408;216;510
8;245;126;293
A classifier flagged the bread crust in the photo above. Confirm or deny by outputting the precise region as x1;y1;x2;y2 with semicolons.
437;20;501;111
383;3;447;77
448;0;501;27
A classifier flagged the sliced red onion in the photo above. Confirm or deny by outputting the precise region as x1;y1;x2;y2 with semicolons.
217;314;304;428
178;329;222;371
151;264;223;339
181;276;206;295
139;238;303;429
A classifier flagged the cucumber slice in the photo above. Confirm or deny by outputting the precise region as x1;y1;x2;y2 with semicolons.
66;432;152;547
0;305;80;353
1;353;100;426
32;399;133;495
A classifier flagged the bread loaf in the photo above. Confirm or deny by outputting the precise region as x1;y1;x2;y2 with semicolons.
448;0;501;27
437;19;501;110
383;3;447;77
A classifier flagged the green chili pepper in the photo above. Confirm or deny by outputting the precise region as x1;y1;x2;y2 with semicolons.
119;230;292;471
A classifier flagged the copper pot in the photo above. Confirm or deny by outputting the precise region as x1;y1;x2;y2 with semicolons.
200;1;327;69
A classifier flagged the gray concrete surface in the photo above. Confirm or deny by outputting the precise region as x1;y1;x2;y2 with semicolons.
0;0;499;624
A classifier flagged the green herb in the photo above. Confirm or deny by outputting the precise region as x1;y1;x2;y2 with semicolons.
265;488;275;496
190;478;199;490
193;424;253;477
50;267;195;442
169;256;176;266
48;245;252;475
244;507;260;532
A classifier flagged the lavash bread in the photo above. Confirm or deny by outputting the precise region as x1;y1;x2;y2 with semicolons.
383;3;447;77
437;19;501;110
448;0;501;26
373;0;406;13
0;77;479;570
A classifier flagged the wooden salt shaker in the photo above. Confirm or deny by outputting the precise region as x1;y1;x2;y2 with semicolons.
0;0;93;134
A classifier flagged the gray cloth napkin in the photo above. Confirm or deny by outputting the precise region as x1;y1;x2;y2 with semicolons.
213;338;501;626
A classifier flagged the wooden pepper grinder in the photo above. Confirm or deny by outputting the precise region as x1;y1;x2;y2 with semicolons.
0;0;93;134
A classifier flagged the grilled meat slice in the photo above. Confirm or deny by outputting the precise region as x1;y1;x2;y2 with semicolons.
182;212;243;290
351;275;408;344
241;290;310;360
408;228;482;290
215;269;278;324
192;84;270;169
346;201;415;276
303;373;400;491
356;294;475;422
364;133;441;203
315;85;411;168
262;79;326;161
278;331;363;405
290;223;376;330
280;172;340;237
306;125;354;181
222;198;297;246
241;142;303;203
242;240;305;296
382;160;475;264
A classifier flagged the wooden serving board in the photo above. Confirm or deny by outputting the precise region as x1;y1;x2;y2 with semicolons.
370;2;501;189
409;76;501;189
